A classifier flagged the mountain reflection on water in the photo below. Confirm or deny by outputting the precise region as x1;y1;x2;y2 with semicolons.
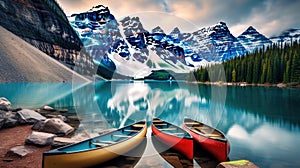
1;82;299;167
70;81;300;168
71;81;227;130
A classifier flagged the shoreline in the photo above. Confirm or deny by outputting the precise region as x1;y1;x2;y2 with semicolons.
1;80;300;88
187;81;300;88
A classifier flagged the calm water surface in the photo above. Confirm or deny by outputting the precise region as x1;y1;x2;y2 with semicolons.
0;81;299;167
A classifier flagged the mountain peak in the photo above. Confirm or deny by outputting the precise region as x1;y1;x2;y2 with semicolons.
211;21;229;32
218;21;227;26
152;26;165;34
237;26;272;52
241;26;258;35
170;27;180;34
247;26;255;30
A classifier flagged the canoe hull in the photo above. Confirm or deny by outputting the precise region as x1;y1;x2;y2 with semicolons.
152;124;193;160
183;121;230;162
43;123;147;168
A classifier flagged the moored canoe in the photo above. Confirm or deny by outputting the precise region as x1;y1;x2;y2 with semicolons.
183;118;230;162
151;118;193;160
43;121;147;168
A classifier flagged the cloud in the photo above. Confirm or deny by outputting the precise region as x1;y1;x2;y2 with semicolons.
57;0;300;37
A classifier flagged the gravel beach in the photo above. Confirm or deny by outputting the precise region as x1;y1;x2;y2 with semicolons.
0;125;50;168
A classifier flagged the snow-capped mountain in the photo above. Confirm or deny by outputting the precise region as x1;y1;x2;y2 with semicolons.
237;26;272;52
68;5;300;79
181;22;247;62
270;28;300;45
69;6;194;79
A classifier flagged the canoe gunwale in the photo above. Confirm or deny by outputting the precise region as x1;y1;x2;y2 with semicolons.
43;121;147;156
183;118;227;142
152;118;193;139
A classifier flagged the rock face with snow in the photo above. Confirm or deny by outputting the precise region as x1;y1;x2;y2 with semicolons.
237;26;272;52
182;22;247;62
270;28;300;45
68;5;300;79
69;6;193;79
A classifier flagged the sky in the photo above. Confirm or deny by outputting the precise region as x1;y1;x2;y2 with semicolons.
56;0;300;37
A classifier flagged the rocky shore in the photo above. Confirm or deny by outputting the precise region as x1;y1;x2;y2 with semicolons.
0;97;259;168
0;97;88;168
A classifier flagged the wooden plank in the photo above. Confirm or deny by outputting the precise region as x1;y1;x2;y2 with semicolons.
160;128;177;131
205;134;222;137
132;124;145;127
153;120;164;123
92;142;108;147
100;140;116;144
155;123;168;126
194;126;211;130
185;122;200;125
124;129;139;132
112;135;132;138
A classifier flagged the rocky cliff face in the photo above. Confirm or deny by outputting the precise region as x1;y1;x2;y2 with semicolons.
0;0;95;75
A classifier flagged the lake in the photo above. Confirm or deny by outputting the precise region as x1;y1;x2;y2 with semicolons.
1;81;300;167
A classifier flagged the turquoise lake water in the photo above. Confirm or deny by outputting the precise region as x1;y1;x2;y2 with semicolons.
0;82;300;167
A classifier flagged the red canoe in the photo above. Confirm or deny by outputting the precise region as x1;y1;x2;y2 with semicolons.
182;118;230;162
151;118;193;160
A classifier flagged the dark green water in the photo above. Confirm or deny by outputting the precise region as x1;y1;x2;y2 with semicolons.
1;82;300;167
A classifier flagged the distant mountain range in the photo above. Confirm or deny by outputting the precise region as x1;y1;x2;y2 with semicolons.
69;5;300;79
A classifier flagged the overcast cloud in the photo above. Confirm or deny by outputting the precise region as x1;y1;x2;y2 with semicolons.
57;0;300;37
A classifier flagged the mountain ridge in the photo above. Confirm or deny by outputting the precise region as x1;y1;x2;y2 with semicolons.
68;5;300;79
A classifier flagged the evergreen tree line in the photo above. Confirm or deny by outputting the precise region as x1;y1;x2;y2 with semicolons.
188;41;300;84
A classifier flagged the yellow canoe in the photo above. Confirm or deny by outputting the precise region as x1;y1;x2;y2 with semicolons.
43;121;147;168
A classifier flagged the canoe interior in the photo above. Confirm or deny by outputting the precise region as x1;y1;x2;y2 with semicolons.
152;118;192;139
45;121;146;154
184;118;226;141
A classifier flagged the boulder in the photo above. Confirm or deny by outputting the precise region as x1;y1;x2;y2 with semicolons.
0;111;16;119
0;110;5;117
67;115;81;121
43;105;56;112
0;118;5;129
0;111;18;128
32;118;74;136
0;97;11;111
56;115;67;122
25;131;56;146
3;118;18;128
6;146;33;157
59;109;68;113
52;137;79;148
11;108;22;112
16;109;46;124
45;114;67;122
217;160;259;168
